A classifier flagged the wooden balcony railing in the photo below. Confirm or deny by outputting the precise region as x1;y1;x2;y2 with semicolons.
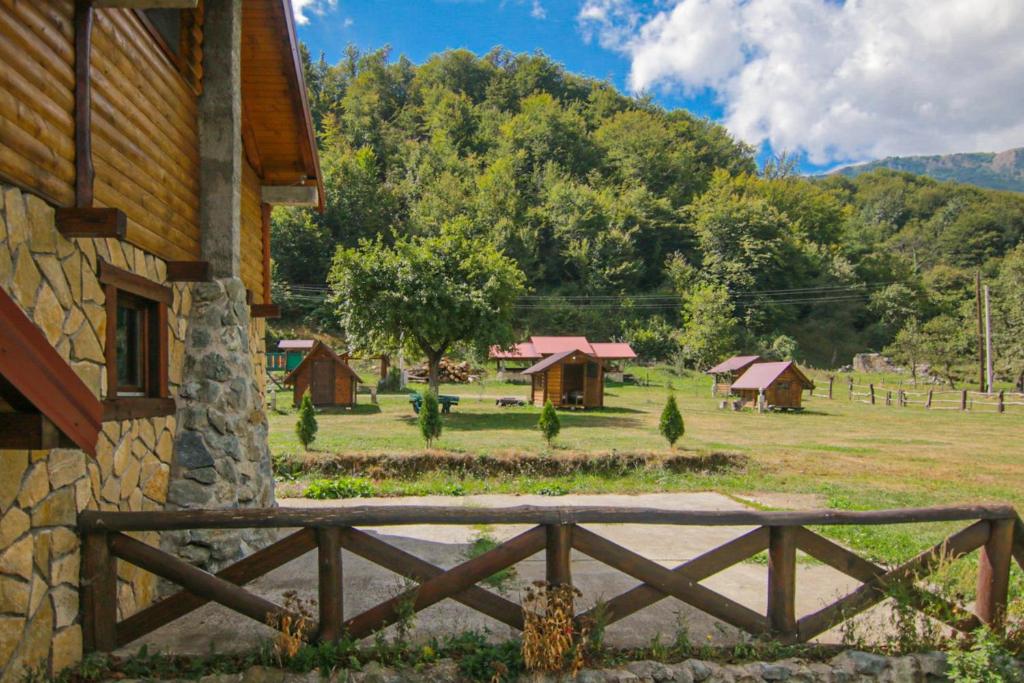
78;505;1024;653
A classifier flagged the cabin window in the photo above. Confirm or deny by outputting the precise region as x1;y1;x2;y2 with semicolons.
114;294;156;397
587;362;599;379
99;261;172;411
142;9;182;58
777;381;791;391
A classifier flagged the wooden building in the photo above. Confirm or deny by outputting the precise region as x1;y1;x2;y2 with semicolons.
0;0;322;676
706;355;762;396
284;342;363;407
492;336;637;409
268;339;315;371
730;362;815;411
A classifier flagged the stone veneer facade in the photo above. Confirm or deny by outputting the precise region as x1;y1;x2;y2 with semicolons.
0;184;271;681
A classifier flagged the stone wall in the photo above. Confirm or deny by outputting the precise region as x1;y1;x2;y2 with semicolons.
0;183;260;681
163;278;275;570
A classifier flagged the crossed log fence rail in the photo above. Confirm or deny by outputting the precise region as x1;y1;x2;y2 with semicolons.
78;505;1024;653
805;376;1024;413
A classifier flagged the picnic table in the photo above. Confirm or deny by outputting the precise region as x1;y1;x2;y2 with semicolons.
409;394;460;414
496;396;527;407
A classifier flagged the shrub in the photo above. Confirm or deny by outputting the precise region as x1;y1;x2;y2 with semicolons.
377;367;403;393
659;394;684;447
295;391;318;450
538;399;560;446
304;477;375;499
624;317;679;362
419;390;442;447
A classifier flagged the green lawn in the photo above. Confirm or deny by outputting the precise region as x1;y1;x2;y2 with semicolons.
268;364;1024;510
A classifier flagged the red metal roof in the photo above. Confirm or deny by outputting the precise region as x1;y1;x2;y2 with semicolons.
521;348;594;375
706;355;762;374
730;362;814;390
590;342;637;360
489;341;539;360
490;337;636;360
278;339;316;350
531;336;593;354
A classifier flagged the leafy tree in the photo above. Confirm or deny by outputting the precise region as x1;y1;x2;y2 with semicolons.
538;399;560;446
418;390;442;447
678;284;740;370
624;317;679;362
995;245;1024;390
295;391;318;450
920;314;973;388
884;318;925;384
330;220;526;393
768;335;799;361
659;395;684;447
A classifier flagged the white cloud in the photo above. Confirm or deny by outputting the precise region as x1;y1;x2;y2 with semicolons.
292;0;337;25
579;0;1024;163
530;0;547;20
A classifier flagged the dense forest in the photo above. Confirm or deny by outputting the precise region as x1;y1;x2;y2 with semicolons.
271;46;1024;382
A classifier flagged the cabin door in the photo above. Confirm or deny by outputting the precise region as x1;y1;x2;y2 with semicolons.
311;360;335;405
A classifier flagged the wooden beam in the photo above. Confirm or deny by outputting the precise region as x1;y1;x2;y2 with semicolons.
98;260;173;305
74;0;94;208
977;519;1014;627
546;525;572;587
316;528;344;642
0;287;103;455
116;530;317;647
0;414;65;450
94;0;199;7
344;526;545;639
261;185;319;206
165;261;212;282
108;533;297;629
261;203;272;303
82;533;117;652
339;527;524;631
767;527;797;639
77;504;1020;533
251;304;281;319
56;207;127;238
102;397;176;421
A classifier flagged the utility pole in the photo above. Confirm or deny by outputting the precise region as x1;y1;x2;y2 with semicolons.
984;284;994;393
976;272;985;392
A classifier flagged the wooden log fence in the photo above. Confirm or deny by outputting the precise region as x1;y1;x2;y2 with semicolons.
837;380;1023;414
78;505;1024;652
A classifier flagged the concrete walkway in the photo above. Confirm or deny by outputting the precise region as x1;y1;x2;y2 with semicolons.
119;493;867;655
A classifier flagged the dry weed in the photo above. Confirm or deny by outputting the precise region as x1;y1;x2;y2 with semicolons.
266;591;315;662
522;581;589;675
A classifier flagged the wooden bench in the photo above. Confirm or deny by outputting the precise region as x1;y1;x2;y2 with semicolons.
409;394;460;414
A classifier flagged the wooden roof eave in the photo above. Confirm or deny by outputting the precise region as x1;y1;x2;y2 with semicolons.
0;288;102;455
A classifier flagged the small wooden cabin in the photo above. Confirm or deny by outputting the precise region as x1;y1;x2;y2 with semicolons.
284;342;363;408
730;362;814;410
706;355;762;396
523;349;605;409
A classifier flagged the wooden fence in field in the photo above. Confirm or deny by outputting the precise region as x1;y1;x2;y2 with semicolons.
79;505;1024;652
807;376;1024;413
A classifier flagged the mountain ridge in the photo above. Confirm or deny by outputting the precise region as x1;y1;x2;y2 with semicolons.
830;147;1024;193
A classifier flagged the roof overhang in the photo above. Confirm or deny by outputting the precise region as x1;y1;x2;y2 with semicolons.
0;288;102;455
242;0;324;210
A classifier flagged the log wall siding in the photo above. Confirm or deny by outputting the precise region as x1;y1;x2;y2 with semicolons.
546;365;562;405
0;1;202;261
240;158;264;302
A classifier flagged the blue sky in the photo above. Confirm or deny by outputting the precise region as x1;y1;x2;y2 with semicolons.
294;1;1024;172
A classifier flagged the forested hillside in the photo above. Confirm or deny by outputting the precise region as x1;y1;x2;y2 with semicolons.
271;47;1024;381
832;148;1024;194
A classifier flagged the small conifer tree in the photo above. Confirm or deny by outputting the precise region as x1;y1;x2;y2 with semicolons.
659;394;684;447
538;399;560;446
296;391;318;450
419;390;442;448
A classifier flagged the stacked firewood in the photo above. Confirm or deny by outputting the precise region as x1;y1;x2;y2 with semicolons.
407;358;478;384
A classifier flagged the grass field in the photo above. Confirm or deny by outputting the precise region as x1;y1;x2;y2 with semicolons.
268;364;1023;512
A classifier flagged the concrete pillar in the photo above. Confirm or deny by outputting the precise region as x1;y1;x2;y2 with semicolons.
198;0;242;278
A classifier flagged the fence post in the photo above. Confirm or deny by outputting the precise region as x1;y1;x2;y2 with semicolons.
82;531;118;652
546;524;573;587
827;376;833;400
926;389;933;409
869;384;875;405
961;390;968;411
998;390;1005;414
885;390;891;407
317;527;344;642
977;519;1014;628
767;526;797;640
848;377;853;400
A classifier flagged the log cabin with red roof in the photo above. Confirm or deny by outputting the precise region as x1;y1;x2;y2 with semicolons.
730;361;815;411
0;1;322;676
706;355;762;396
491;336;637;409
284;341;363;408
